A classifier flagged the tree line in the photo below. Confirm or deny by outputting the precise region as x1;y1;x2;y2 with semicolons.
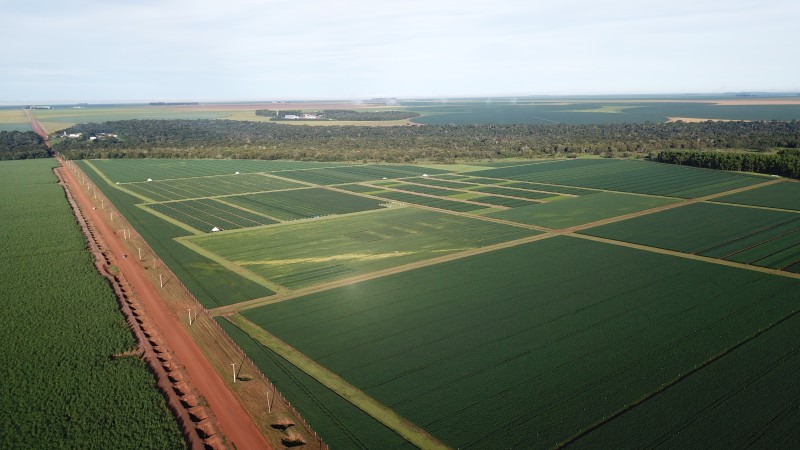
655;149;800;178
52;119;799;167
0;131;51;160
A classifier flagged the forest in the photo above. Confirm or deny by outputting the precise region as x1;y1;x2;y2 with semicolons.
0;131;50;160
655;148;800;178
53;119;799;164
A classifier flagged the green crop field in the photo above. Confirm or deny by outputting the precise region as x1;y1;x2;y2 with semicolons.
488;191;677;228
471;158;768;197
0;159;184;449
583;202;800;272
713;180;800;211
73;156;800;448
188;208;539;289
125;173;305;202
238;237;800;449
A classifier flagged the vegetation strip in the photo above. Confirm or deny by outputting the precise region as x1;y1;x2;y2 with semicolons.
225;314;450;450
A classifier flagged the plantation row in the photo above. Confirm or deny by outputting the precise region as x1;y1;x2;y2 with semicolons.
472;158;767;197
0;159;184;449
239;237;800;448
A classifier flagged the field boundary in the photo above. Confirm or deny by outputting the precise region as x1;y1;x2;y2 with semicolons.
224;313;451;450
83;160;156;202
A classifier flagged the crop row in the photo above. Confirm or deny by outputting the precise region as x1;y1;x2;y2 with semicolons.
241;236;800;448
0;159;184;449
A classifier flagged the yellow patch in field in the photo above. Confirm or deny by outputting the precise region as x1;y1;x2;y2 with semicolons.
240;251;414;266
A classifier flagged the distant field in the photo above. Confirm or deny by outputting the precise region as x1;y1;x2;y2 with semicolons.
403;98;800;125
0;109;31;131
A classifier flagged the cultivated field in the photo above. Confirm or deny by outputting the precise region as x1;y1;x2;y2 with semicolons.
0;159;184;449
77;156;800;449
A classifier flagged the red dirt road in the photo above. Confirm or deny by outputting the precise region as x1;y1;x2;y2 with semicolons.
59;161;272;450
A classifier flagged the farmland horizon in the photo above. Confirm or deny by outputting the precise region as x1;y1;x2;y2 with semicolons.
3;91;800;108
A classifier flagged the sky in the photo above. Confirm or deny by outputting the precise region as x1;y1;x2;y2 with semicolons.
2;0;799;103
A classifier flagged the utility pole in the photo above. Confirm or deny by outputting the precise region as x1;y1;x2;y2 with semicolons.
231;363;237;383
138;247;142;260
187;308;193;325
110;212;114;221
159;273;164;288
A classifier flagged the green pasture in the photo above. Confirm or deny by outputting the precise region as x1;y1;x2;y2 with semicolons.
241;236;800;449
189;207;538;289
274;164;448;185
488;191;677;228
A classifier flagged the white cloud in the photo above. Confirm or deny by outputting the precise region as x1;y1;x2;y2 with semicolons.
2;0;798;101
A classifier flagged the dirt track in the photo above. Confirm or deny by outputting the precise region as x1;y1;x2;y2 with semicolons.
58;159;272;450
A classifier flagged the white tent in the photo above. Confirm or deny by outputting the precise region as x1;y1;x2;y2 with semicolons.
211;227;220;232
235;171;240;175
147;178;153;182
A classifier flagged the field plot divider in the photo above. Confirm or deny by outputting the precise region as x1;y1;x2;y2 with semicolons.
176;237;289;294
225;313;450;450
83;160;156;203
